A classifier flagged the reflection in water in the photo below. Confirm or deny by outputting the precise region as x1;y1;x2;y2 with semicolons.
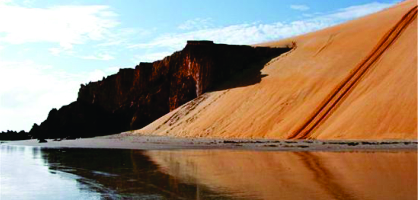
0;145;417;200
1;146;226;200
146;150;417;200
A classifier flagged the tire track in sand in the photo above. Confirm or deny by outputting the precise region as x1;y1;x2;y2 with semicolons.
288;6;418;139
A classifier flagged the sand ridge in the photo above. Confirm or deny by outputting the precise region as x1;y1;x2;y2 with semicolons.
135;0;418;139
289;5;418;139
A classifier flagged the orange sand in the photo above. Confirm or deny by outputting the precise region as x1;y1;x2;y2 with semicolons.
136;0;418;139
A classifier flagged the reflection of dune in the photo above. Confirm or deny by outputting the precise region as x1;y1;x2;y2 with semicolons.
146;150;417;200
138;0;417;139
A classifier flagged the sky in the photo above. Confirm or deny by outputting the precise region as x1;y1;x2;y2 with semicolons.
0;0;398;131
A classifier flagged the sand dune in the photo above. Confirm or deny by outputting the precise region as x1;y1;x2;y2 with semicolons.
136;0;418;139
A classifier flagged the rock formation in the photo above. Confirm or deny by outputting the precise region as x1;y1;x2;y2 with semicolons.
30;41;290;139
0;130;30;140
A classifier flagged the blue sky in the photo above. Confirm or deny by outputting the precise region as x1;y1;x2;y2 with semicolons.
0;0;397;131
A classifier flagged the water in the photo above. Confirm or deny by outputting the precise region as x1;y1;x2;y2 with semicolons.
0;145;417;200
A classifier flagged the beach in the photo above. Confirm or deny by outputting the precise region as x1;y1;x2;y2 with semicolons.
4;133;417;151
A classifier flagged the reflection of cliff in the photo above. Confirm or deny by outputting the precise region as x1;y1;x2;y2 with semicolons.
146;150;417;200
30;41;289;139
38;148;234;199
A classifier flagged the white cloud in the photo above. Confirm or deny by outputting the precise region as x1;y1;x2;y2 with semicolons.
290;4;310;11
87;69;107;81
134;52;172;62
49;48;62;56
0;61;81;131
178;18;214;30
96;27;153;48
324;2;393;20
0;60;120;131
22;0;35;6
0;4;118;50
104;66;121;73
130;2;393;51
0;0;12;5
80;53;115;61
130;22;327;50
48;47;74;56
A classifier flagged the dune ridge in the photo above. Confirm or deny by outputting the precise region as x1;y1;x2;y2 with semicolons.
136;0;418;139
290;5;418;139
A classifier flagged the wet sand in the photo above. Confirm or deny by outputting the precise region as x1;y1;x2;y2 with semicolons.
3;133;417;151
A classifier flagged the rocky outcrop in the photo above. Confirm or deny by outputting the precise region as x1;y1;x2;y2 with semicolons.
0;130;30;140
30;41;290;139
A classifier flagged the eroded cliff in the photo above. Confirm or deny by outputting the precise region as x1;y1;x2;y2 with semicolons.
30;41;290;139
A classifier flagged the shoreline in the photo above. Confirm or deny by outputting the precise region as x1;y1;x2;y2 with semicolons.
2;134;417;151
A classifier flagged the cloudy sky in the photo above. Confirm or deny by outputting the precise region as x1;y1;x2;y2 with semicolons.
0;0;397;131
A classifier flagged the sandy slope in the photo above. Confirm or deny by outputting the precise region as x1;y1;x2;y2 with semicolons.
136;0;418;139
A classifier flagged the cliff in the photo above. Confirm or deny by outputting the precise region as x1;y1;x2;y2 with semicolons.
0;130;30;141
30;41;290;139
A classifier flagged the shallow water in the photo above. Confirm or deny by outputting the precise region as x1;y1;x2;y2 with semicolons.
0;145;417;200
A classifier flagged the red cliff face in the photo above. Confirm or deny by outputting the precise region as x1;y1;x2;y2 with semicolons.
31;41;290;139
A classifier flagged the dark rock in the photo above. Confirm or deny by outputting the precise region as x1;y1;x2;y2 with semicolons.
0;130;31;141
30;41;291;139
38;138;47;143
30;101;124;139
